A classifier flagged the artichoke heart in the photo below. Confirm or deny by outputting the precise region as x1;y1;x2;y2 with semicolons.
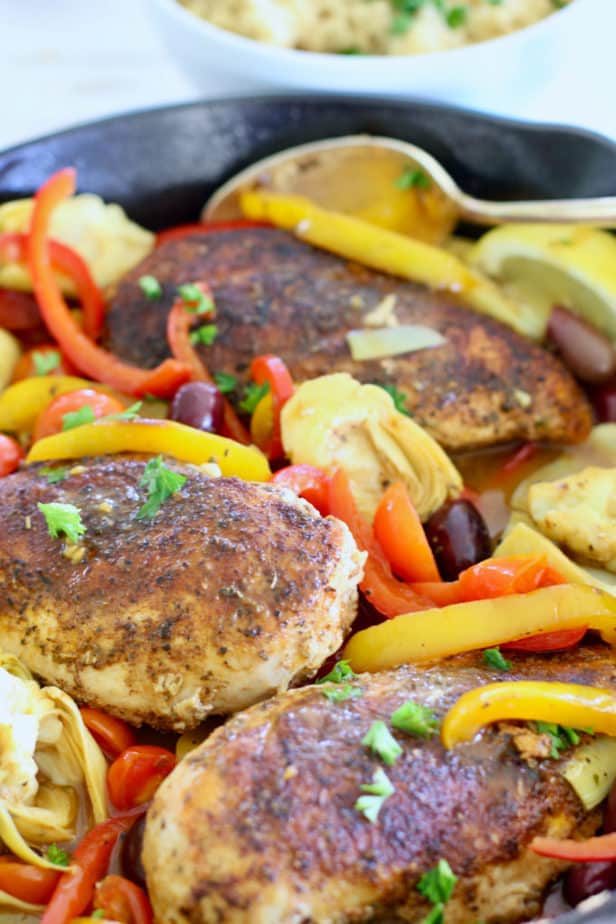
0;649;107;869
281;372;462;520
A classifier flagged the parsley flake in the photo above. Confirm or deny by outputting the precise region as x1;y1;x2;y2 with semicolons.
139;275;163;299
137;456;187;520
317;660;356;684
378;383;411;416
214;372;238;394
46;844;70;867
418;858;458;905
395;167;431;191
190;323;218;346
40;466;69;484
362;720;403;766
239;381;270;414
446;5;468;27
534;722;584;758
177;283;214;315
322;684;363;703
101;401;143;422
37;502;86;544
483;647;512;672
33;350;61;376
62;404;96;431
391;701;439;738
355;767;394;823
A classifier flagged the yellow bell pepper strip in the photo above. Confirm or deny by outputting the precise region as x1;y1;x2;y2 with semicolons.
441;681;616;749
240;190;539;339
0;375;116;434
26;418;271;481
342;583;616;673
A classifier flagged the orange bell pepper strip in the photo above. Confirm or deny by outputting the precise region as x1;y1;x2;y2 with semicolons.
27;169;191;398
530;832;616;863
373;481;440;583
250;354;294;460
328;467;434;617
166;284;250;445
441;680;616;749
342;583;616;673
0;375;117;434
26;418;271;481
0;230;104;339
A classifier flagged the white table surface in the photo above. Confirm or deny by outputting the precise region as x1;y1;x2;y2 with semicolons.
1;0;615;151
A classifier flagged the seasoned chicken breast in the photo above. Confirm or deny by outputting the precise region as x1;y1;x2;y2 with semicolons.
0;457;363;730
143;646;616;924
104;228;592;451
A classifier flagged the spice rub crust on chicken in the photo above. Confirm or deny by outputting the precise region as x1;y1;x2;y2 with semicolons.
104;228;592;451
0;457;363;730
143;646;616;924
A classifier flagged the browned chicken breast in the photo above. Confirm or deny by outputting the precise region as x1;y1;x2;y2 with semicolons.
0;457;363;730
104;228;592;451
143;645;616;924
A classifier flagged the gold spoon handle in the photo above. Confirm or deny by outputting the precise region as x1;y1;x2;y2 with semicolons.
459;194;616;227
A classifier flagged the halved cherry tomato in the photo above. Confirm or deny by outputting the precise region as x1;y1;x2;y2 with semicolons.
0;288;41;331
32;388;125;442
80;707;137;759
0;857;61;905
271;464;330;515
502;627;588;652
156;219;270;247
94;875;153;924
107;745;176;811
0;434;24;476
373;481;441;583
11;344;76;382
457;555;565;602
250;354;294;460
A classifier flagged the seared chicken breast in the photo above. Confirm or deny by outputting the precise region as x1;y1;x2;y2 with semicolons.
144;646;616;924
104;228;591;451
0;457;363;730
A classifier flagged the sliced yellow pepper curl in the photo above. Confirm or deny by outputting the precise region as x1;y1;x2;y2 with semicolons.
26;418;271;481
0;375;116;434
342;584;616;673
442;681;616;749
240;190;543;339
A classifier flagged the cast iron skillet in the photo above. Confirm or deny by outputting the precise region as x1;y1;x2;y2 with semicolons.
2;96;616;924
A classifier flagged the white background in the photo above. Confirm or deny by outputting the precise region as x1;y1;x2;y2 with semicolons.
1;0;615;151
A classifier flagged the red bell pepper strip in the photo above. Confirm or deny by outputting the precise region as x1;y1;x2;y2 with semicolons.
166;284;250;444
41;811;142;924
502;627;588;652
410;580;462;607
94;875;153;924
80;707;137;759
328;468;434;618
0;231;104;339
27;169;191;398
501;442;537;475
271;464;330;516
107;745;176;811
530;832;616;863
250;354;294;460
156;219;270;247
373;481;441;583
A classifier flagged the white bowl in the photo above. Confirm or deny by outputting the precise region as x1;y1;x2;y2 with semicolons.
150;0;582;108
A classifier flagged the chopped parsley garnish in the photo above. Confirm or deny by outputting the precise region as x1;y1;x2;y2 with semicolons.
190;323;218;346
534;722;585;758
362;720;403;766
101;401;142;422
214;372;238;394
139;275;162;299
483;647;512;672
62;404;96;431
322;684;363;703
33;349;61;376
37;502;86;544
137;455;187;520
418;858;458;923
355;767;394;823
391;701;439;738
395;167;431;191
446;5;468;27
239;381;270;414
339;46;363;54
40;466;69;484
317;660;356;684
46;843;70;867
177;283;214;315
378;383;411;416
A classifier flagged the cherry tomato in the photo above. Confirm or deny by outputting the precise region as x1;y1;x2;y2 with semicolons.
94;875;153;924
271;464;330;515
11;344;76;382
0;434;24;476
0;857;61;905
107;745;176;811
502;627;588;653
32;388;125;442
80;707;137;758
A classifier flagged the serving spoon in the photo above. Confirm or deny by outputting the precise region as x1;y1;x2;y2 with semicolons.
204;134;616;239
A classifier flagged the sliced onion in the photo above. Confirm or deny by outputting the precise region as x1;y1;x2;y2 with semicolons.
347;325;445;361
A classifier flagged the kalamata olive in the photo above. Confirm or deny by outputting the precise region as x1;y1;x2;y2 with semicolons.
603;777;616;833
424;499;491;581
563;861;616;907
120;813;147;889
592;381;616;423
170;382;224;433
548;305;616;384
